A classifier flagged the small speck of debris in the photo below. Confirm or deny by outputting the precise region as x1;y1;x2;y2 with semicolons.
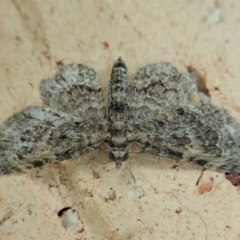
124;14;130;21
15;36;21;42
56;60;64;66
225;173;240;187
92;169;100;179
58;207;72;217
58;207;82;232
88;191;93;197
171;164;179;169
175;209;182;214
207;7;222;24
128;186;144;200
105;189;116;202
103;41;110;49
197;177;214;194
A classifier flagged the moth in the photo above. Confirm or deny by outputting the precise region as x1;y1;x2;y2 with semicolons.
1;58;240;174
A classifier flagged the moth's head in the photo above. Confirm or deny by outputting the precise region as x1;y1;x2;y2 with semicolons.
109;150;129;169
113;57;127;70
111;58;128;79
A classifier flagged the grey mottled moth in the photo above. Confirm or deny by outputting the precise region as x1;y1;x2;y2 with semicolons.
1;58;240;174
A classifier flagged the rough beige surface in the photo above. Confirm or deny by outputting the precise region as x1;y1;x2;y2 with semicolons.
0;0;240;239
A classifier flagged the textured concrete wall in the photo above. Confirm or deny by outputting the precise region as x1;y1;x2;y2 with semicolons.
0;1;240;239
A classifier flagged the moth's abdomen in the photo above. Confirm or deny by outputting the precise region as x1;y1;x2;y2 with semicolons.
107;58;131;167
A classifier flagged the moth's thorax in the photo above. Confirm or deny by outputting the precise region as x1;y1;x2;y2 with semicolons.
107;58;131;167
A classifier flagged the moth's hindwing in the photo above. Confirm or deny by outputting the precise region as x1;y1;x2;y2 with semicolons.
133;62;240;173
0;107;106;174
